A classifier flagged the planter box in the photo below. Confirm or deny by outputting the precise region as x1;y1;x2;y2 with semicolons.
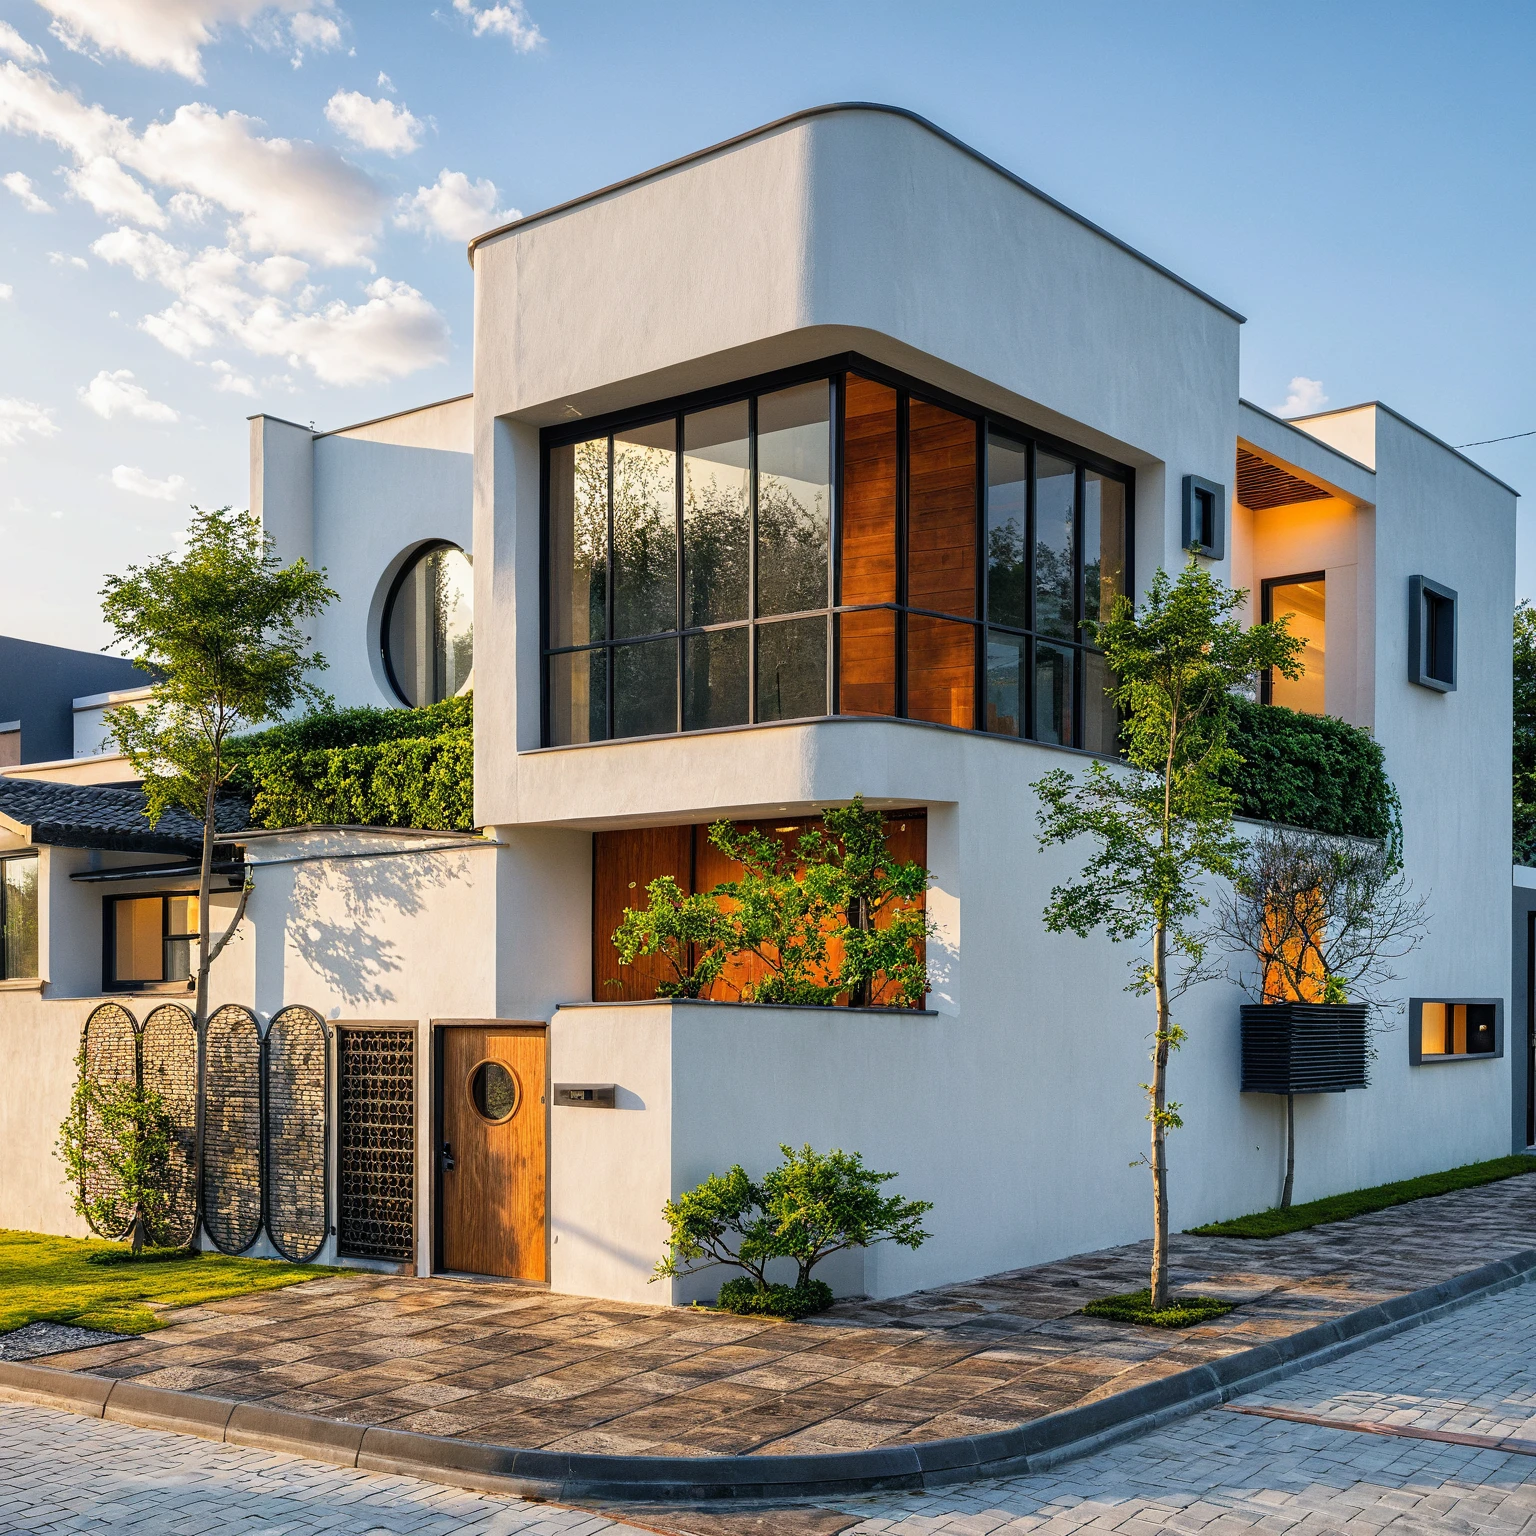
1240;1002;1369;1094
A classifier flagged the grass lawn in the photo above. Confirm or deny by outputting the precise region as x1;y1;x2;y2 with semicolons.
1187;1154;1536;1240
1081;1289;1235;1329
0;1229;335;1335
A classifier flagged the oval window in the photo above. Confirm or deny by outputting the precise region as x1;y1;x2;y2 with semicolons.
469;1060;519;1123
382;543;473;705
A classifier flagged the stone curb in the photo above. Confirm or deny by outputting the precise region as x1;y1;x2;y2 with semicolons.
1;1247;1532;1502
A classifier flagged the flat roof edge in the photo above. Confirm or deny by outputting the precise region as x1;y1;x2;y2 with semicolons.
1289;401;1521;498
313;392;474;442
1238;398;1376;479
466;103;1246;325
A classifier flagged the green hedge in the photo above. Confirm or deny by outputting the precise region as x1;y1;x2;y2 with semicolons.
1222;696;1399;845
227;695;473;831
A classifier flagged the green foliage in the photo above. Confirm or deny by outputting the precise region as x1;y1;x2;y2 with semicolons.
0;1228;333;1334
610;876;737;997
56;1050;177;1253
1187;1154;1536;1239
85;1246;201;1267
1080;1288;1235;1328
654;1144;932;1298
1515;602;1536;863
1222;696;1401;852
716;1277;834;1320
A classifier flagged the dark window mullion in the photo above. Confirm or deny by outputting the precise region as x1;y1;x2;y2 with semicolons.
747;394;759;724
1023;439;1036;740
828;376;841;717
895;389;909;718
974;415;986;731
605;435;615;739
674;414;684;735
1073;463;1085;748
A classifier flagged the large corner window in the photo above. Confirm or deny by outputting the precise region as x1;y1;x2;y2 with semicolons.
105;893;197;992
543;358;1131;751
0;853;38;980
1262;572;1326;715
382;542;474;706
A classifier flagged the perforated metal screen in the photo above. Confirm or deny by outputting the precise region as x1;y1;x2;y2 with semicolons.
336;1027;415;1261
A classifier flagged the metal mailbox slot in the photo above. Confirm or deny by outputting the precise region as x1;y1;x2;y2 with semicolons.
554;1083;616;1108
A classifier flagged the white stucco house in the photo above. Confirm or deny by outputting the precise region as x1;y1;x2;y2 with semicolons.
0;105;1520;1305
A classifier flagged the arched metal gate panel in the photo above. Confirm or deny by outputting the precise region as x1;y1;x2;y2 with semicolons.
140;1003;198;1249
78;1003;139;1239
201;1003;263;1254
262;1006;330;1264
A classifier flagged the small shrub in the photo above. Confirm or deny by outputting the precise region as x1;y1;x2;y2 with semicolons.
716;1277;834;1320
1081;1288;1235;1328
610;876;737;998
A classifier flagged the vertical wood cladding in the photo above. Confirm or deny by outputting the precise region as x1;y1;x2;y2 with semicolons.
841;376;898;606
906;401;977;619
594;813;927;1004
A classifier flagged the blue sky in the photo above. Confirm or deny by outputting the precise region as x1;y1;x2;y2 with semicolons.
2;0;1533;651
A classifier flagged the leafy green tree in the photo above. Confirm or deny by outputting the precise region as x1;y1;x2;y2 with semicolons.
101;507;335;1036
611;876;737;997
1515;601;1536;863
57;1052;176;1254
652;1164;780;1290
1032;560;1303;1311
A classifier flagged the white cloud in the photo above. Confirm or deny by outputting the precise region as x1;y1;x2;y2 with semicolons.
47;250;87;268
111;464;187;500
211;359;256;395
324;90;422;155
1280;376;1328;416
0;397;60;447
0;63;388;264
0;283;12;300
168;190;212;222
64;155;165;226
92;227;449;384
452;0;543;51
79;368;180;423
2;170;52;212
38;1;340;84
396;168;516;242
0;22;47;64
376;71;393;91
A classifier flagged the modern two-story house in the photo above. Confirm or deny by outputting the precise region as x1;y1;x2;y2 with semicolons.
0;106;1518;1305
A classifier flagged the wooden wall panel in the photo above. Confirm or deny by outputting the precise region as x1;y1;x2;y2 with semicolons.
907;614;976;728
592;825;693;1002
907;401;977;618
839;608;897;716
842;376;897;605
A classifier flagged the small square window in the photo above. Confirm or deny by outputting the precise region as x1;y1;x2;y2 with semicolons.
105;892;199;991
1409;575;1456;692
1410;997;1500;1063
1181;475;1225;560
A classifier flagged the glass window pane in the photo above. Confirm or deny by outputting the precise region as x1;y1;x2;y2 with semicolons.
1268;577;1325;715
1035;453;1076;640
907;615;975;728
1082;649;1119;756
115;897;163;982
612;420;677;640
1419;1000;1447;1055
908;400;977;619
841;376;897;605
757;382;831;618
166;895;198;936
385;544;474;706
684;626;749;731
985;631;1024;737
837;608;896;716
986;431;1029;630
548;437;607;650
1083;471;1127;629
756;616;828;722
1033;641;1075;746
165;936;194;983
548;647;607;745
1;857;38;980
683;403;749;627
613;638;677;740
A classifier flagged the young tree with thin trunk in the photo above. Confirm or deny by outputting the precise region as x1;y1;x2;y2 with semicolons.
1032;560;1303;1312
101;507;334;1044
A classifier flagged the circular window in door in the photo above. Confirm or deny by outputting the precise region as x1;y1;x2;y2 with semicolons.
468;1059;520;1123
382;541;473;705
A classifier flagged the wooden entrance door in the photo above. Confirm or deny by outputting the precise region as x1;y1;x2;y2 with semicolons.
438;1023;547;1280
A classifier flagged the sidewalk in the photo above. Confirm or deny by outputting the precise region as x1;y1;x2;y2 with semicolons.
29;1174;1536;1466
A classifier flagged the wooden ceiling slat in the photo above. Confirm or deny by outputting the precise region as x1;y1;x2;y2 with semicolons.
1236;447;1332;511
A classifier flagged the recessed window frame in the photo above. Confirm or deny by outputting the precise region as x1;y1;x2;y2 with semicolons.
1260;570;1327;708
0;850;39;981
1181;474;1226;560
1409;996;1502;1064
540;351;1134;752
102;890;199;994
380;538;474;708
1409;574;1457;693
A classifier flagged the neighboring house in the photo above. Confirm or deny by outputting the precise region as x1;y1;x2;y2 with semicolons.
0;106;1519;1303
0;636;149;771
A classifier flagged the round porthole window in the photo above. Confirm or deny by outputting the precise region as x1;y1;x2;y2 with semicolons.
469;1060;519;1124
382;542;473;706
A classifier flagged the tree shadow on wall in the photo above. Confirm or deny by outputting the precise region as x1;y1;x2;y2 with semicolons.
287;849;468;1008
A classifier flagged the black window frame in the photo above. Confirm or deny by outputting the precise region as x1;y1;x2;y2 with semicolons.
1260;570;1327;708
540;351;1135;752
0;850;39;982
380;538;474;708
102;889;199;995
1181;474;1226;560
1409;574;1457;693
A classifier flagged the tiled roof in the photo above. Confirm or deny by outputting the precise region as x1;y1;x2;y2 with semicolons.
0;779;248;856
